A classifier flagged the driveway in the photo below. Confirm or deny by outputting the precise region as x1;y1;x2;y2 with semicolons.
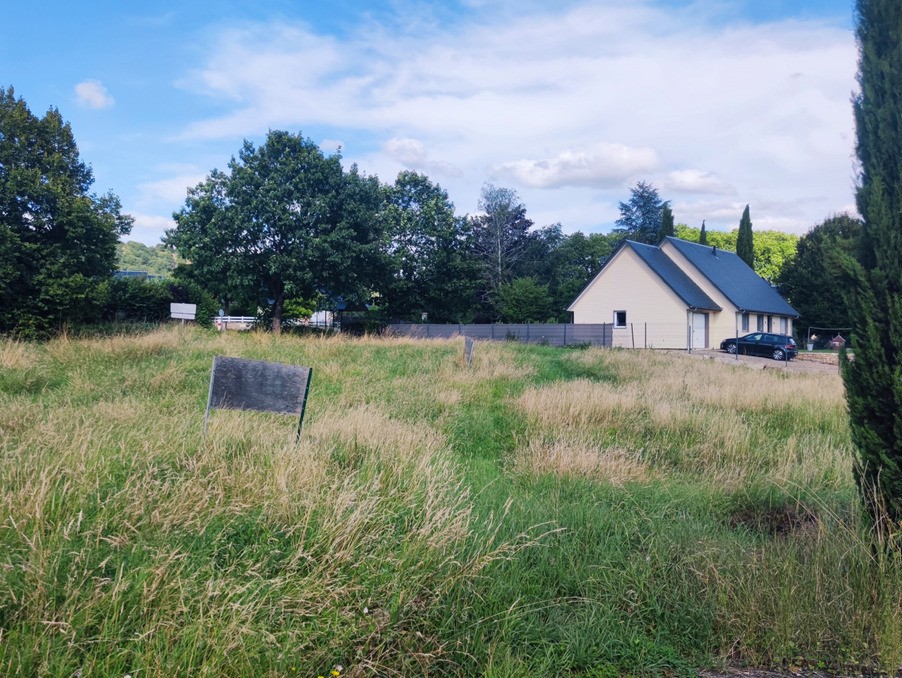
685;349;843;375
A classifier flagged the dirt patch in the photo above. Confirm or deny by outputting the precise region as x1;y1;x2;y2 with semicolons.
728;504;819;536
795;352;840;366
701;669;863;678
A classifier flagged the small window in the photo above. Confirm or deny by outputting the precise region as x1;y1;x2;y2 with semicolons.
779;317;787;333
613;310;627;328
756;315;764;331
741;313;749;331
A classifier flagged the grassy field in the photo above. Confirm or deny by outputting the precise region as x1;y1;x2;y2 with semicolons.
1;326;900;676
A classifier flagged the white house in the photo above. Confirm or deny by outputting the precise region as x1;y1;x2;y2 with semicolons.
567;236;799;349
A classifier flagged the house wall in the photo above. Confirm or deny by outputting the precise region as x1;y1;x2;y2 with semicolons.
569;246;690;348
659;240;794;344
743;312;794;337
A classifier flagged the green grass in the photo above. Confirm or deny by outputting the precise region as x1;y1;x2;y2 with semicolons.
1;326;900;676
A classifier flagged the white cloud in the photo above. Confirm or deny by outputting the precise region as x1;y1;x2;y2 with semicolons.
383;137;462;177
171;1;857;234
319;138;345;154
665;169;735;196
385;137;428;166
495;143;660;189
136;173;208;207
126;213;175;245
74;79;114;109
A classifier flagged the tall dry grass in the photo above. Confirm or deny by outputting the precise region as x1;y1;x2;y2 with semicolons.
514;348;851;491
0;327;531;676
1;328;899;675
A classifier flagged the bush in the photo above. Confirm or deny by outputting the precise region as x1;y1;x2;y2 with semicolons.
99;278;171;323
98;277;218;328
167;279;218;328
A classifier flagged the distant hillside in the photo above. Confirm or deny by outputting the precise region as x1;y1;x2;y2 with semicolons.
116;241;182;276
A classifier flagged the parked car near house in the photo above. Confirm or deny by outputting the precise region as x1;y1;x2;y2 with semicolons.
720;333;798;360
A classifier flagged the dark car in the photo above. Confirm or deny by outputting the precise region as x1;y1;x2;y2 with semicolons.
720;333;798;360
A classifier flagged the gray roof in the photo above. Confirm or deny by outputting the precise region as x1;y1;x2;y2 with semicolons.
626;241;721;311
663;236;798;317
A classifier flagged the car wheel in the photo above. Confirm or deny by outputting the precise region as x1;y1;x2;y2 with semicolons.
772;349;785;361
726;343;737;354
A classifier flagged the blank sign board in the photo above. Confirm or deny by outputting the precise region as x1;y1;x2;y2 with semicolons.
171;303;197;320
204;356;313;440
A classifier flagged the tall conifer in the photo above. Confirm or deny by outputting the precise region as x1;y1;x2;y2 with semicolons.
843;0;902;522
699;220;708;245
659;205;675;239
736;205;754;267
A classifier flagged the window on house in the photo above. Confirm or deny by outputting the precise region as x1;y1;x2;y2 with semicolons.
756;315;764;331
614;310;627;328
780;317;787;333
741;313;749;331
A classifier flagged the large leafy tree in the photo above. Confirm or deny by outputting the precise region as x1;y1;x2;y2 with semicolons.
614;181;667;244
0;86;132;334
736;204;754;268
546;230;619;319
677;223;733;250
675;224;797;282
469;183;535;319
842;0;902;522
778;214;861;334
382;171;478;322
749;230;798;282
167;131;383;333
496;277;551;323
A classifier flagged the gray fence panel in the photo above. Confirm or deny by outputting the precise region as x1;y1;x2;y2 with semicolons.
568;323;612;346
389;323;428;338
428;325;459;339
461;325;494;340
386;323;612;347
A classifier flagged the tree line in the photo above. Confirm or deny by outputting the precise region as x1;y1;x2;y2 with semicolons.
165;132;840;334
165;131;632;332
0;83;857;339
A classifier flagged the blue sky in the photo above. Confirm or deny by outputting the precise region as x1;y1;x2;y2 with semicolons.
1;0;858;244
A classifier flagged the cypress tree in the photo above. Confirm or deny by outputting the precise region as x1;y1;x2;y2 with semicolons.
842;0;902;522
659;205;675;240
699;220;708;245
736;205;754;267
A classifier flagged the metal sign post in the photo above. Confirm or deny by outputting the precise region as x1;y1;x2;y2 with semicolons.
203;356;313;441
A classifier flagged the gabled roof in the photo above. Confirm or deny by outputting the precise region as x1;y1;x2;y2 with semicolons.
566;239;721;312
626;241;721;311
663;236;798;317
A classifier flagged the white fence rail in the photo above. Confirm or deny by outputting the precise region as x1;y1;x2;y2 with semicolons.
213;316;255;330
211;316;335;330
